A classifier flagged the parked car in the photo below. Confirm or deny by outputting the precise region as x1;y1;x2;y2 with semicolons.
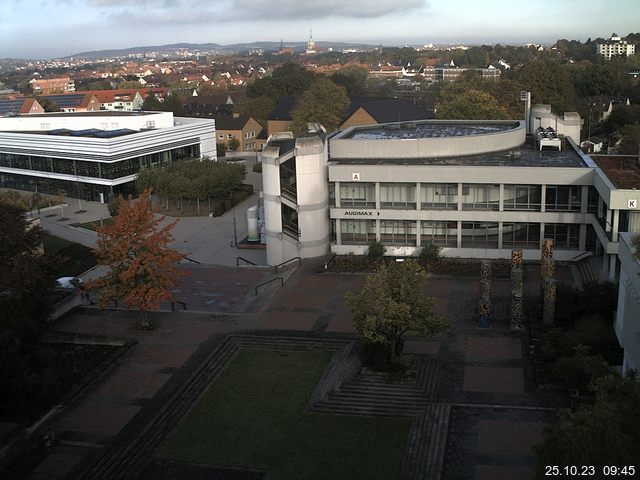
56;277;83;289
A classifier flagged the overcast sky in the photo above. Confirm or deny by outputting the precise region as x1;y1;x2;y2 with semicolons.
1;0;639;59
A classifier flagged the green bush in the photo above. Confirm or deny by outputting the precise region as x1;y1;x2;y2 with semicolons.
367;240;385;265
549;346;612;393
107;195;121;217
252;162;262;173
418;241;441;270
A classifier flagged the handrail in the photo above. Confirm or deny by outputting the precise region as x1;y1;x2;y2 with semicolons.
236;256;258;266
274;256;301;273
182;256;202;264
255;277;283;295
568;251;593;263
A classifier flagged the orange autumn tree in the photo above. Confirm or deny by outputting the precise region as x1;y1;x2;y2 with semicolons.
90;190;184;327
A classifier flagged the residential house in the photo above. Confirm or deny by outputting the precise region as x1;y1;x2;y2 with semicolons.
183;94;235;117
597;34;636;60
0;98;44;116
213;114;264;152
35;93;101;112
83;90;145;111
29;77;75;94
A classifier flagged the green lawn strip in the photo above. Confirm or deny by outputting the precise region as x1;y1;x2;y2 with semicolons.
42;233;97;277
158;349;411;480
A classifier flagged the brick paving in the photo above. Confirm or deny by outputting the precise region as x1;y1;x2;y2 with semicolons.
14;260;576;480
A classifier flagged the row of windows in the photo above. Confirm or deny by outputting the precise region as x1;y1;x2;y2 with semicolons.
331;182;596;212
0;146;199;180
339;219;581;249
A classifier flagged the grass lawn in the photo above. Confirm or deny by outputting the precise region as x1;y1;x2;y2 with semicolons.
157;349;412;480
42;232;97;277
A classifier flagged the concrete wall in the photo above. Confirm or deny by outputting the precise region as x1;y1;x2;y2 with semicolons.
331;121;525;159
529;104;582;143
0;111;175;131
615;232;640;373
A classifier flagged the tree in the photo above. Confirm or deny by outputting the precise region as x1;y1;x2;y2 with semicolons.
247;62;317;103
227;136;240;152
141;92;163;111
618;123;640;154
89;190;184;328
344;259;450;368
535;373;640;476
0;203;55;340
437;89;510;120
330;66;368;97
235;95;274;126
291;77;349;134
517;60;576;113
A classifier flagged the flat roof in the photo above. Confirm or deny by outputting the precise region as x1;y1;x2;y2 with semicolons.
344;121;518;140
16;111;157;117
330;136;587;168
592;155;640;189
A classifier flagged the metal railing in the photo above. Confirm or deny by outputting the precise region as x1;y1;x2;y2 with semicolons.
274;256;301;273
568;251;593;263
254;277;283;295
182;256;202;264
236;256;258;266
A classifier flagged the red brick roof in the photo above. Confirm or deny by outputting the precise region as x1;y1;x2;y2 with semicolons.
593;155;640;189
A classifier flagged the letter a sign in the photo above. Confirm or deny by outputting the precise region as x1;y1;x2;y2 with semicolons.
352;172;360;181
629;199;638;209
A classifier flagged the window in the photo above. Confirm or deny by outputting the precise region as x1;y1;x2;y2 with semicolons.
544;223;579;250
339;182;375;208
461;222;499;248
421;183;458;209
421;221;457;247
328;182;335;207
341;219;376;244
462;184;500;210
502;223;540;248
545;185;581;211
380;183;415;209
380;220;417;246
503;185;541;211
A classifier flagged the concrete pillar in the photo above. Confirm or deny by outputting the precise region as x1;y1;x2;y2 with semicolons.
540;184;546;212
416;182;421;211
605;208;612;232
335;181;341;208
579;224;587;251
498;221;503;250
375;182;381;210
457;183;463;211
457;220;462;249
499;184;504;212
416;220;422;248
581;185;589;214
612;209;620;241
609;254;617;280
335;218;342;245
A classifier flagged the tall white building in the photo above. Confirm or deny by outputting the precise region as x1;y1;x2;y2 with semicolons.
0;111;216;202
597;34;636;60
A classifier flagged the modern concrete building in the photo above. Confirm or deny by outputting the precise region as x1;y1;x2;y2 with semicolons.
0;111;216;202
614;232;640;374
259;106;640;278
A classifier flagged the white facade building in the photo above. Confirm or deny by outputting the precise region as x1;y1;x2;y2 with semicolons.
0;111;216;202
260;107;640;281
597;34;636;60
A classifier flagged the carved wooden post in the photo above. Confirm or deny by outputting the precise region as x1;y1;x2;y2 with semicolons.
479;259;491;328
543;278;557;326
510;265;524;329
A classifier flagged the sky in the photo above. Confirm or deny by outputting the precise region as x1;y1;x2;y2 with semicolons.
1;0;639;59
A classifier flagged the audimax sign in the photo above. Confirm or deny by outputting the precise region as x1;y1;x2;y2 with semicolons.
344;211;380;216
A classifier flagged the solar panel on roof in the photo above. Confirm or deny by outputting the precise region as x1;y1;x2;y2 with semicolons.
48;129;73;136
70;129;101;136
0;99;24;115
93;128;137;138
40;94;85;108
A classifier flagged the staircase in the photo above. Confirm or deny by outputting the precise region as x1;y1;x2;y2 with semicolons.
574;256;604;288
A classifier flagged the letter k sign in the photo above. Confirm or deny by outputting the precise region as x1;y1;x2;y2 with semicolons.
629;199;638;209
352;173;360;181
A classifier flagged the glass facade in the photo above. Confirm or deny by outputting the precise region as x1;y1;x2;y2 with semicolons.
341;219;376;244
461;222;499;248
380;183;416;209
544;223;580;249
420;220;457;247
380;220;417;246
461;184;500;210
502;222;541;248
545;185;581;212
503;185;541;211
0;145;200;201
339;182;375;208
421;183;458;209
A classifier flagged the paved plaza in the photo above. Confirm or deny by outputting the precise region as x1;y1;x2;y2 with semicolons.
10;173;577;480
10;257;575;480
